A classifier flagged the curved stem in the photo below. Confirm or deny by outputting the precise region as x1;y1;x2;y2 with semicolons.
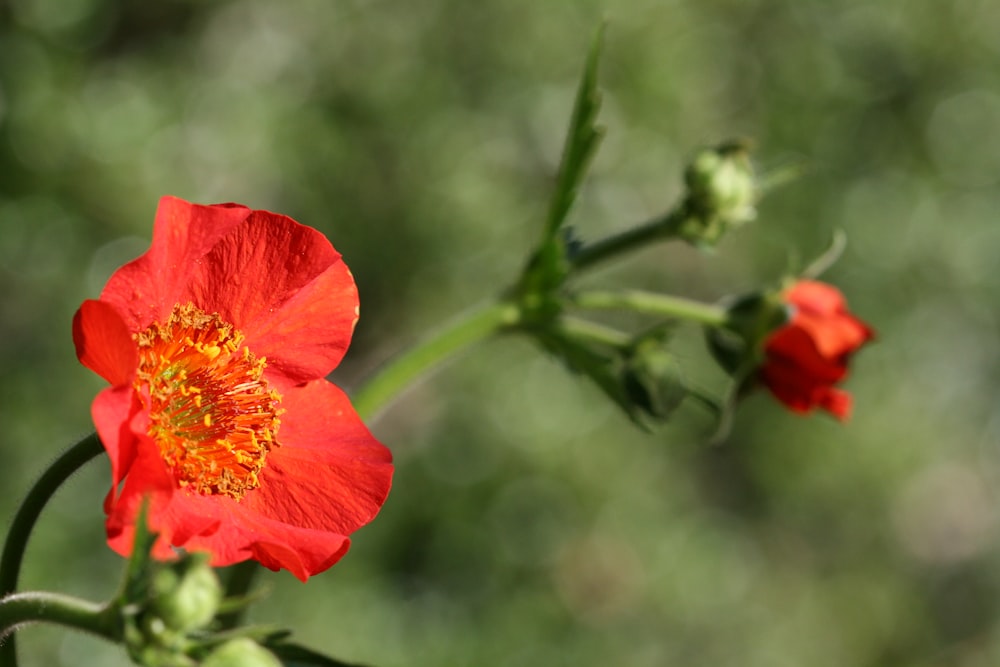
569;289;729;328
0;433;104;596
351;300;522;422
0;432;104;667
0;592;119;643
570;210;685;273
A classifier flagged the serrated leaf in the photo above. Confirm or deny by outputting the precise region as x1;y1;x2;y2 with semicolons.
544;24;606;238
268;641;370;667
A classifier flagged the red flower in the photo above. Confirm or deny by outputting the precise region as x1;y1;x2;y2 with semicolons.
73;196;393;580
760;280;874;421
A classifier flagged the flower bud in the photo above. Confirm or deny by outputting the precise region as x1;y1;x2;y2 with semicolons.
705;280;873;421
200;638;282;667
623;336;686;421
149;554;223;633
680;140;757;245
758;280;874;420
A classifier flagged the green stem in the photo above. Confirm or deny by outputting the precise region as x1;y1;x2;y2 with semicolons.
216;561;261;631
558;316;632;349
352;300;522;422
0;592;119;643
0;433;104;596
570;210;685;272
569;289;729;328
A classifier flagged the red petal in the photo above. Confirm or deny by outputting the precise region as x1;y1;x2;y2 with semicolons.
245;380;392;534
100;197;253;332
105;439;185;562
73;300;138;386
760;359;830;413
792;310;873;359
140;490;352;580
250;535;350;582
182;212;358;383
765;327;848;384
818;387;853;421
785;280;847;316
92;385;143;492
761;362;854;420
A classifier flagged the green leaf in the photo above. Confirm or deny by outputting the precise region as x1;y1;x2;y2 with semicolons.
518;232;571;302
544;24;606;238
516;27;606;301
121;497;158;604
268;641;371;667
534;328;641;426
535;321;696;429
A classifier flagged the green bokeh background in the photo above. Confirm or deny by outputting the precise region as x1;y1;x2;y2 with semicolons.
2;1;999;665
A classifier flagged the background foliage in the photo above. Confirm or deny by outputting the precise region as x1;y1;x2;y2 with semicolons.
2;0;999;665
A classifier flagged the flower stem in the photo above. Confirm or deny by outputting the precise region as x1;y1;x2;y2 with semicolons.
0;432;105;667
569;289;730;328
0;433;104;597
558;316;632;349
352;300;523;422
0;592;119;644
570;210;685;272
216;561;260;631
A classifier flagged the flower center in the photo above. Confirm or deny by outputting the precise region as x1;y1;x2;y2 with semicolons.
134;303;282;500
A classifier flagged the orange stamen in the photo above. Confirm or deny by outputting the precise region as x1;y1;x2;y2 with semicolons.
134;303;282;500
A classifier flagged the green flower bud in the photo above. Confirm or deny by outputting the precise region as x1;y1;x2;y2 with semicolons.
201;638;282;667
149;554;223;633
680;140;757;246
623;336;686;421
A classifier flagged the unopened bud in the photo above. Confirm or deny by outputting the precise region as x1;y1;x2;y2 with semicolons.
149;554;223;633
623;338;686;421
201;638;282;667
681;140;757;245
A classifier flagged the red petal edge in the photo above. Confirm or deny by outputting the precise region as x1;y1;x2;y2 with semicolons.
73;300;138;386
99;197;254;332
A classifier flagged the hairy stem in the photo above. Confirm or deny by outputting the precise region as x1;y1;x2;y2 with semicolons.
0;592;118;645
0;433;104;596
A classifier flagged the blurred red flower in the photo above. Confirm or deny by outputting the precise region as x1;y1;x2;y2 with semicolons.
760;280;874;421
73;196;392;580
